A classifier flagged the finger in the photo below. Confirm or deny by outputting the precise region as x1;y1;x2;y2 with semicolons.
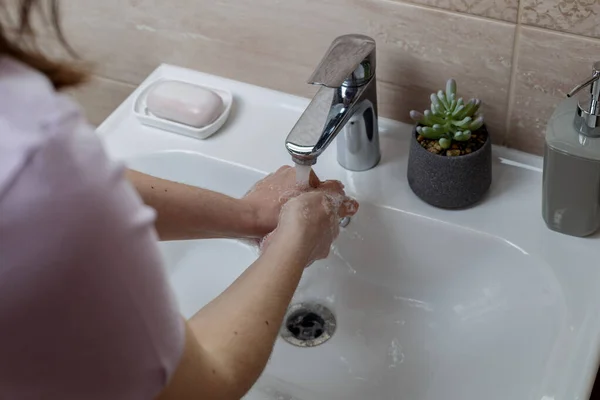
309;170;320;188
338;197;360;217
276;165;293;174
319;180;345;194
278;189;302;204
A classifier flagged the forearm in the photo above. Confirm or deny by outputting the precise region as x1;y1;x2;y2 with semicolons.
188;236;308;398
127;169;259;241
157;190;355;400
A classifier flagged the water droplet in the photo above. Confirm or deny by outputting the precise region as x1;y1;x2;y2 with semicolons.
388;338;405;368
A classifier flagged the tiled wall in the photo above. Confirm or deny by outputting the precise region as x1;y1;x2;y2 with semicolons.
60;0;600;155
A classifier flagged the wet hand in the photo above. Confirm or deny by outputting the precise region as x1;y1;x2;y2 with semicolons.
261;187;359;267
242;165;320;236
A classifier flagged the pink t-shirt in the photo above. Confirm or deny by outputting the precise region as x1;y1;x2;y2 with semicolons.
0;58;184;399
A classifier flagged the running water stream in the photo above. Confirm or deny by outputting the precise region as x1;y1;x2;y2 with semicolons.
295;163;312;187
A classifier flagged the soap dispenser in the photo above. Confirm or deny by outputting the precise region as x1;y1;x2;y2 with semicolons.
543;61;600;237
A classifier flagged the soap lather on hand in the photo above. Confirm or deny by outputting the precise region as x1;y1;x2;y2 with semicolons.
146;80;224;128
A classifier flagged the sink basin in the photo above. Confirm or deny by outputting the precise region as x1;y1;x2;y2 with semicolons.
128;150;564;400
254;205;564;400
99;64;600;400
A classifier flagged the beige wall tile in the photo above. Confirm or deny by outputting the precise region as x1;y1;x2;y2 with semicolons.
396;0;518;22
60;0;515;142
67;76;136;126
521;0;600;39
507;27;600;154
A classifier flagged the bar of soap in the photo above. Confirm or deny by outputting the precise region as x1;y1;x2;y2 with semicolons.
146;80;224;128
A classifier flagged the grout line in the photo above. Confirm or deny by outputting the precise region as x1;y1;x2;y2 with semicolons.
521;23;600;43
386;0;600;43
380;0;517;26
503;0;525;148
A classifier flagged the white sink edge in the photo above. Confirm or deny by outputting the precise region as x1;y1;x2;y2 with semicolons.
97;63;600;400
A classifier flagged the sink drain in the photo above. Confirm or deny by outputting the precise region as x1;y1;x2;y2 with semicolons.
280;303;336;347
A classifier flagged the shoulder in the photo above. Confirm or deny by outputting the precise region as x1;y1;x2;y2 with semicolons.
0;56;146;257
0;56;86;199
0;56;81;129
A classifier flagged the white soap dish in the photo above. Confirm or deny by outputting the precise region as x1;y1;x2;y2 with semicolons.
133;79;233;140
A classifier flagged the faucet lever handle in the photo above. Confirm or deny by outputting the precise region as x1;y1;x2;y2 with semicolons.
308;34;376;88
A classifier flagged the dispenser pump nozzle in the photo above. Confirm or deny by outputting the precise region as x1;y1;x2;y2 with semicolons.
568;61;600;137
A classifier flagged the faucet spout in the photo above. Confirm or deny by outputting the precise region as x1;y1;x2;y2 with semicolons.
285;34;381;171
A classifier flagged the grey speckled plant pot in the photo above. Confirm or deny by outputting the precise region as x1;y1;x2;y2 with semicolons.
407;125;492;209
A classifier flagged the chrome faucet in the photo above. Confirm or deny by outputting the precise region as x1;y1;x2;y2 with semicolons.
285;34;381;171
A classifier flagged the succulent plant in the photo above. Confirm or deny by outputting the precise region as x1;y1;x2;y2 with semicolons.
410;79;484;150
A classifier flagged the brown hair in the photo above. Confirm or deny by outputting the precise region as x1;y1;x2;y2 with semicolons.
0;0;87;89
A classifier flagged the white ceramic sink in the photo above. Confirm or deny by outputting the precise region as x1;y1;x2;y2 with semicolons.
99;64;600;400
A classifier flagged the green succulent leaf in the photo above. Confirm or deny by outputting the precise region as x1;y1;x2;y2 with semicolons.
439;138;452;149
454;98;464;110
420;126;444;139
432;124;447;133
446;79;457;97
454;130;472;141
430;93;445;112
424;110;445;125
437;90;450;110
455;100;473;119
472;99;481;115
452;105;465;117
451;117;473;128
469;116;484;131
432;103;446;115
422;110;433;125
410;110;424;123
449;99;458;113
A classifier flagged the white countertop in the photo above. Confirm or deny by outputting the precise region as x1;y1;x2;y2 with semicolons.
98;64;600;400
